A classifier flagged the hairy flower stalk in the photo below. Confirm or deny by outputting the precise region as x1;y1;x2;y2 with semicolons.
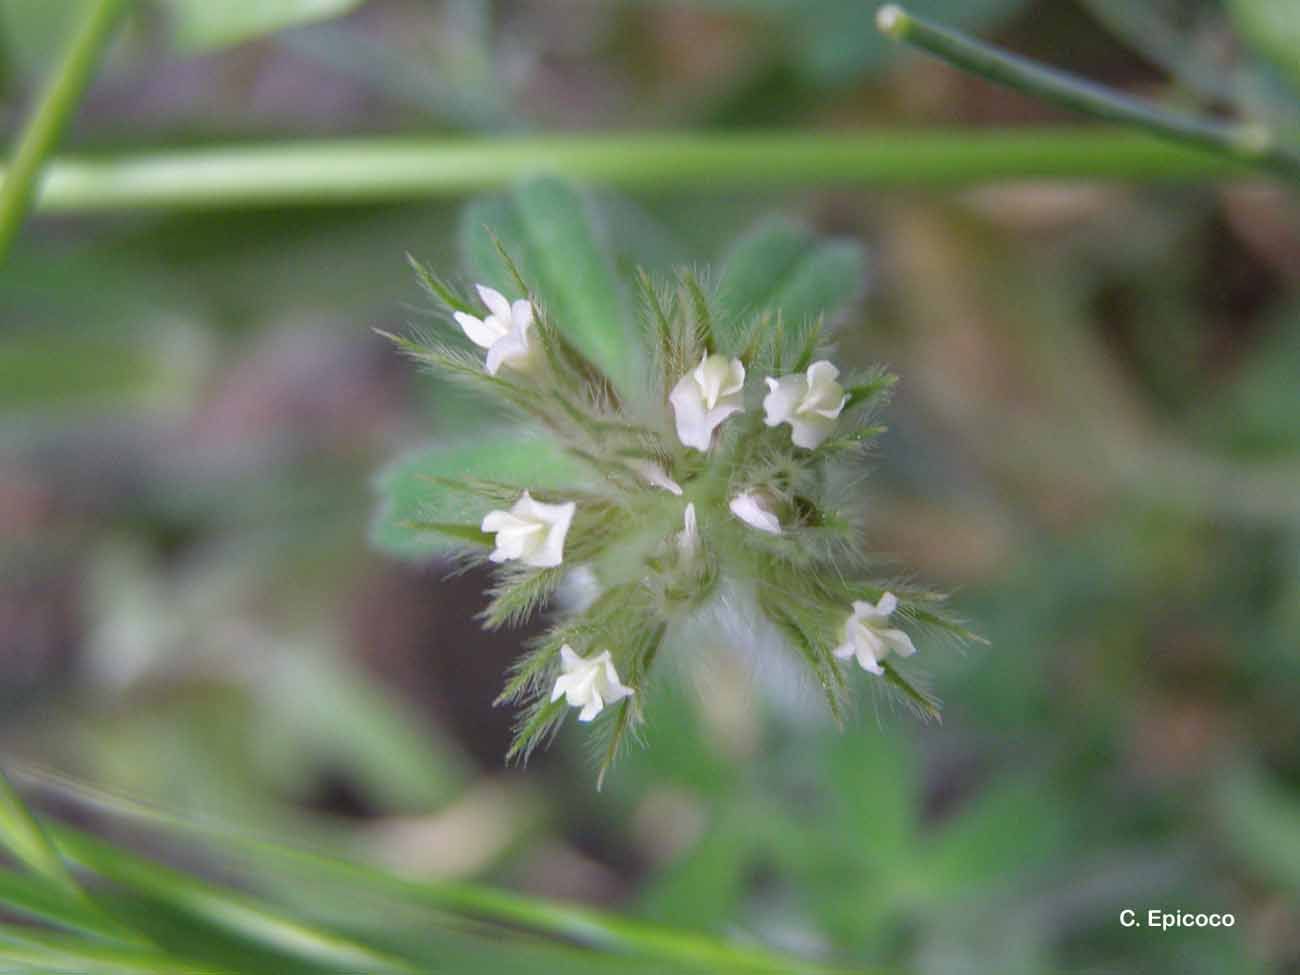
386;241;979;781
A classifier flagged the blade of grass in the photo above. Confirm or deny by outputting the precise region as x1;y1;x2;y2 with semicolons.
45;827;421;975
14;770;878;975
0;929;214;975
0;770;81;897
0;0;131;262
0;769;146;946
0;872;129;941
875;4;1300;181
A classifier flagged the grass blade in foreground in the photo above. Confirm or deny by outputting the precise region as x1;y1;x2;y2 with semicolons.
7;769;879;975
0;770;84;900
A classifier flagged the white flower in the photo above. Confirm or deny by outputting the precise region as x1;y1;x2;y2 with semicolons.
729;492;781;535
453;284;537;376
763;360;848;449
480;491;575;567
676;502;699;563
669;354;745;451
833;593;916;675
627;459;683;496
551;645;633;721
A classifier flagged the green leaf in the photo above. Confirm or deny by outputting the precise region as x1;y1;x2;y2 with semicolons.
1199;304;1300;456
460;177;640;400
637;807;754;931
370;434;587;560
161;0;367;53
1215;765;1300;891
1230;0;1300;95
713;217;865;354
826;725;917;867
920;778;1066;899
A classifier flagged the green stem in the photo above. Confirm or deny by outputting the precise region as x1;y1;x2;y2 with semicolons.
2;128;1250;214
0;0;131;262
875;4;1300;181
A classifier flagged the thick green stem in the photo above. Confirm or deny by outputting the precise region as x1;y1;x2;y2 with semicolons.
875;4;1300;181
2;129;1248;214
0;0;131;261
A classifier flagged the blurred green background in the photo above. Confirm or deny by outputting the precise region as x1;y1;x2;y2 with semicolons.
3;1;1299;973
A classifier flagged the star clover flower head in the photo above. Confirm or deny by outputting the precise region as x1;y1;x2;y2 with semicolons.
551;645;634;721
833;592;917;675
385;236;977;777
729;491;781;535
670;353;745;451
763;359;848;449
453;284;537;376
480;491;575;567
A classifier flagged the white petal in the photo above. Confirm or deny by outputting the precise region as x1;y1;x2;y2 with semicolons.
703;401;743;432
480;509;515;533
600;655;633;704
857;649;884;675
729;493;781;535
788;414;836;449
578;696;603;722
510;299;534;329
881;628;916;659
628;459;682;495
876;592;898;616
762;375;805;427
533;502;575;568
670;373;713;451
482;510;538;562
551;672;575;702
476;284;513;322
692;355;724;409
485;332;531;376
720;358;746;397
454;311;506;349
671;360;745;450
676;502;699;562
805;360;840;389
559;644;582;669
851;596;891;623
